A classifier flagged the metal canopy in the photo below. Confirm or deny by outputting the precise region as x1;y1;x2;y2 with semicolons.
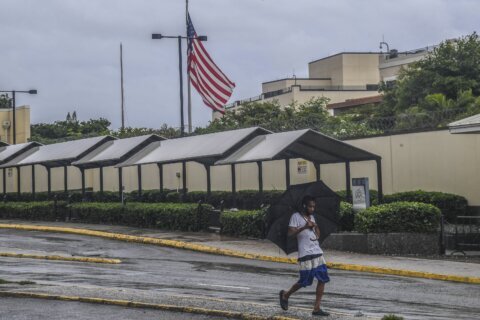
0;136;114;169
215;129;380;165
449;114;480;134
0;142;42;164
72;134;164;169
116;127;270;167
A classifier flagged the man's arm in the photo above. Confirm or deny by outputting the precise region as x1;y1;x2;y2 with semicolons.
288;220;315;237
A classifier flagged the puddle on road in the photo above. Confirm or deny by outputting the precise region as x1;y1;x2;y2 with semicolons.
185;260;296;277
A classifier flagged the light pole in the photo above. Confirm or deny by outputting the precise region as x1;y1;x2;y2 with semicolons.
151;33;206;137
0;89;37;144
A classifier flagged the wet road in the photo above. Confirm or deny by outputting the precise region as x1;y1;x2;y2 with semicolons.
1;229;479;319
0;297;229;320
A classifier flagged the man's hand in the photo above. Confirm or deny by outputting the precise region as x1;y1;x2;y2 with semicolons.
305;220;316;229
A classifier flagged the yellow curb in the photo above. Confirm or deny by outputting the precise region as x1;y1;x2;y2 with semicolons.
2;223;479;285
327;262;480;285
0;291;298;320
0;252;121;264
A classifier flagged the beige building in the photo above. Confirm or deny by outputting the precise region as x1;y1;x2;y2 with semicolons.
217;46;433;118
0;105;31;144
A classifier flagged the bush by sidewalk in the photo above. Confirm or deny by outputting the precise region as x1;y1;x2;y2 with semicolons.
381;190;467;222
354;201;441;233
69;202;213;231
338;201;355;231
0;201;66;220
2;189;284;210
0;201;213;232
220;209;266;238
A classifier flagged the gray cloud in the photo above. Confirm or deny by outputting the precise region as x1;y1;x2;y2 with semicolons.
0;0;478;130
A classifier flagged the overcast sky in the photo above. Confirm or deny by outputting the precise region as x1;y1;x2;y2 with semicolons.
0;0;478;130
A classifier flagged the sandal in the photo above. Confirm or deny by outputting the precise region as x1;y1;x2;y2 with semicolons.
312;309;330;316
279;290;288;310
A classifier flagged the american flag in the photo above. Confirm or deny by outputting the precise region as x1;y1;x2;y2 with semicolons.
187;14;235;114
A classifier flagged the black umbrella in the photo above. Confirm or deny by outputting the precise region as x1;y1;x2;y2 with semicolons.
266;181;340;255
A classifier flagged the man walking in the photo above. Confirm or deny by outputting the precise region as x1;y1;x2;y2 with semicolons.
279;195;330;316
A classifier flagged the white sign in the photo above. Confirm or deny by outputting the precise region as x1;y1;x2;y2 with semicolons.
297;160;308;175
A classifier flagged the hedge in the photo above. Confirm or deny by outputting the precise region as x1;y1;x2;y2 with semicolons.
1;189;284;211
68;202;213;231
338;201;355;231
0;201;66;221
354;201;442;233
0;201;213;232
381;190;467;222
220;209;266;238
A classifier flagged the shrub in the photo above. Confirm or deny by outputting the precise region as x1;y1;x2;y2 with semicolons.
1;189;286;210
338;201;355;231
355;201;441;233
69;202;213;231
0;201;67;221
220;209;267;238
382;190;467;221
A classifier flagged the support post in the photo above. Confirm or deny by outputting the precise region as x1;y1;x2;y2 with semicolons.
157;163;163;193
182;161;187;198
205;164;211;198
99;166;104;194
137;165;142;197
231;164;236;207
80;168;86;199
16;166;21;195
376;158;383;203
47;167;51;198
314;162;321;181
285;159;291;189
31;165;35;199
3;169;6;196
118;167;123;200
257;161;263;195
345;161;351;202
64;166;68;194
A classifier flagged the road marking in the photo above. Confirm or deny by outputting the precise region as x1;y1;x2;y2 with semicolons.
197;283;250;290
0;252;121;264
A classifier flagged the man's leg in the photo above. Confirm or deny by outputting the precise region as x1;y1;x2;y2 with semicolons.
284;282;302;300
313;281;325;311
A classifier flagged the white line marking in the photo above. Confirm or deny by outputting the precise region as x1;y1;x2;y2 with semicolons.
197;283;250;290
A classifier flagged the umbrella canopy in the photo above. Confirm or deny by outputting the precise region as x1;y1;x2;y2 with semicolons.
266;181;340;255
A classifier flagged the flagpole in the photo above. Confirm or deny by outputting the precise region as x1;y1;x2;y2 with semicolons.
186;0;193;133
120;42;125;130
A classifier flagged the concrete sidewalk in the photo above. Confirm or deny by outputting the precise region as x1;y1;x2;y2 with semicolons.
1;219;479;283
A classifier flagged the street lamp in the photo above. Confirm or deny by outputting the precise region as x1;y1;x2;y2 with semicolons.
151;33;207;137
0;90;37;144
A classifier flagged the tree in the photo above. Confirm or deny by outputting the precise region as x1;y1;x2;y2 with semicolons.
0;94;10;109
30;117;112;144
196;97;330;134
380;33;480;114
112;124;180;139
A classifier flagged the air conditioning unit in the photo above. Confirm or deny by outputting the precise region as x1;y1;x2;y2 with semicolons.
2;120;11;129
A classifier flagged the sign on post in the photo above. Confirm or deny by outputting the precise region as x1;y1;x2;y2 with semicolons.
352;177;370;211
